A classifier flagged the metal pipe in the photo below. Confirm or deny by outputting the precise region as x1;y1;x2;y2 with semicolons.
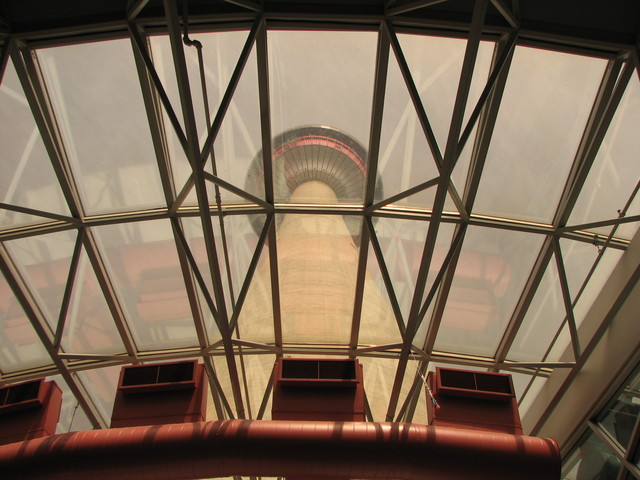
0;420;560;480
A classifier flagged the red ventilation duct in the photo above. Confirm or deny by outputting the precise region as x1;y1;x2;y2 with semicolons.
0;419;560;480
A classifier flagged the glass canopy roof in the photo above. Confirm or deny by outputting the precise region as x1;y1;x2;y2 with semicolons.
0;0;638;445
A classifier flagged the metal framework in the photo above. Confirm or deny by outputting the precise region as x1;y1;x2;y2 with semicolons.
1;0;639;473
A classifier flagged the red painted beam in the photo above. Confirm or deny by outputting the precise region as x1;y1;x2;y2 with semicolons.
0;420;560;480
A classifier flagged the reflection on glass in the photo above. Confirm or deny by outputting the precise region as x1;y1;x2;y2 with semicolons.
562;430;621;480
37;39;165;215
0;274;51;372
599;368;640;451
434;225;543;357
475;46;606;223
569;74;640;240
92;219;199;350
0;61;70;229
76;365;121;423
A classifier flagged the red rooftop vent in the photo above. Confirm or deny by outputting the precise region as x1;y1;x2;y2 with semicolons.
273;358;365;421
0;379;62;446
427;367;522;435
111;360;207;428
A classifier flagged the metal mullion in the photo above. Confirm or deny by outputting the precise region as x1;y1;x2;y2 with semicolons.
127;0;152;20
385;0;448;16
10;43;84;220
552;237;582;360
365;217;406;336
255;18;283;351
202;356;226;419
53;228;84;349
130;25;177;207
0;247;105;428
202;171;272;209
0;202;79;224
127;20;189;156
81;230;138;359
164;0;245;419
223;0;263;13
367;178;440;212
490;0;520;29
199;17;262;167
384;20;443;169
350;25;390;351
229;214;272;333
422;30;513;360
456;28;518;163
204;357;236;419
530;261;640;436
554;59;632;228
0;36;11;84
561;213;640;234
384;0;488;422
493;237;554;364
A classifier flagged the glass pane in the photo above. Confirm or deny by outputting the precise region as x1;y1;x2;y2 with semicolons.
562;430;622;479
37;39;166;215
434;225;544;356
474;46;606;223
5;229;76;331
49;374;93;434
76;365;121;423
508;260;568;362
277;211;362;344
92;219;199;350
599;368;640;451
359;240;404;346
0;273;51;372
569;73;640;240
0;61;70;229
377;37;439;209
236;242;274;344
269;31;377;204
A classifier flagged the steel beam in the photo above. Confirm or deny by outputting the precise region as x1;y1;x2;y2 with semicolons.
53;228;84;349
0;246;104;429
367;177;439;212
0;36;11;84
0;202;78;224
490;0;519;29
351;25;390;350
552;237;581;360
384;0;488;422
202;171;272;209
163;0;245;418
386;0;449;17
223;0;263;13
127;0;152;20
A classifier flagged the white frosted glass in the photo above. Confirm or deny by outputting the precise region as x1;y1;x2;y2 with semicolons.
76;365;121;422
268;30;376;205
434;225;544;356
37;39;165;215
0;61;70;228
92;219;199;350
0;274;51;372
475;46;606;223
48;374;93;433
508;261;566;362
569;75;640;240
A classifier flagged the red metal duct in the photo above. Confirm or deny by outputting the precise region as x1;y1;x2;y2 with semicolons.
0;419;559;480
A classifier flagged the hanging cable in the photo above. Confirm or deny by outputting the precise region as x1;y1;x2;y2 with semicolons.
411;354;438;408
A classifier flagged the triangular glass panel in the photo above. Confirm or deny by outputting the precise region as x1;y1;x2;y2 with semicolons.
91;219;199;351
359;240;404;346
240;353;277;420
61;247;125;355
0;273;51;372
37;39;166;215
0;61;70;229
376;40;440;209
0;210;54;230
205;179;256;206
5;229;77;332
47;374;94;433
235;240;274;345
508;259;572;362
559;238;623;331
211;41;264;203
568;73;640;241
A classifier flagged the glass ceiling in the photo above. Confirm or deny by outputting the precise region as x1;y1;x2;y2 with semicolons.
0;0;638;439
